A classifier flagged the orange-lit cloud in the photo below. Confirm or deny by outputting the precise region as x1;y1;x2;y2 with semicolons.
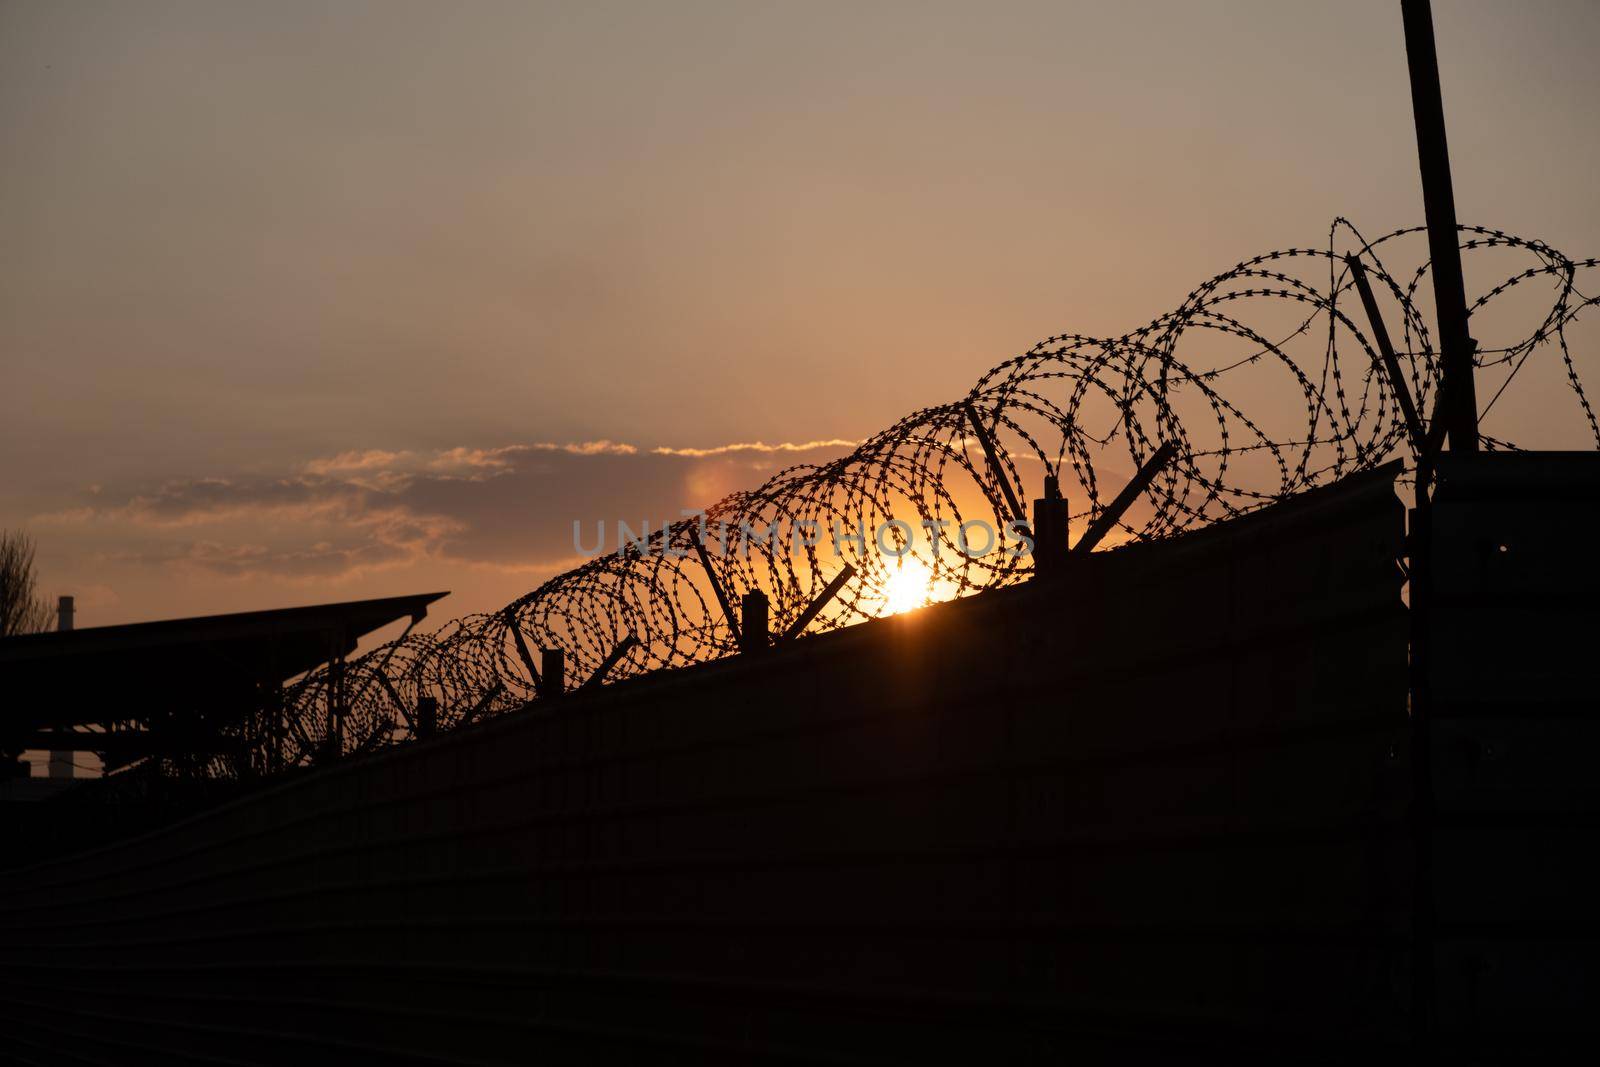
30;439;856;594
651;439;858;458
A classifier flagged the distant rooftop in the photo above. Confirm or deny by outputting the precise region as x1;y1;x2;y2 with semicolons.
0;592;447;741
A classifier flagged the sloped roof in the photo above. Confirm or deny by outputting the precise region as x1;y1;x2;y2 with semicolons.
0;592;447;736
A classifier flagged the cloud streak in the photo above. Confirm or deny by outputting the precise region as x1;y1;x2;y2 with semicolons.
34;438;855;584
649;439;858;458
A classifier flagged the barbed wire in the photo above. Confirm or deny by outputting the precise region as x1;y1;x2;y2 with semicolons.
216;221;1596;775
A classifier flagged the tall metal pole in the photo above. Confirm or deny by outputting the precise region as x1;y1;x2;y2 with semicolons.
47;596;75;780
1401;0;1478;452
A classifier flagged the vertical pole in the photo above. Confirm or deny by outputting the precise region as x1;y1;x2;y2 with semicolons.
1031;475;1069;578
739;590;769;654
541;647;566;698
48;596;74;780
416;696;438;739
1399;2;1471;1045
1401;0;1478;452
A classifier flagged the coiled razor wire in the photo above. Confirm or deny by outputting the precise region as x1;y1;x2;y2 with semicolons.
222;221;1597;774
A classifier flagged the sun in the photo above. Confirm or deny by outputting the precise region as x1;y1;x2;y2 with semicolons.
881;556;934;615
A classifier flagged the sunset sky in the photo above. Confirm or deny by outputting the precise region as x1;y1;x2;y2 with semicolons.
4;0;1599;637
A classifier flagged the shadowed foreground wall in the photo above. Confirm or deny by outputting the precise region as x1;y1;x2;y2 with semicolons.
1424;453;1600;1055
2;468;1417;1063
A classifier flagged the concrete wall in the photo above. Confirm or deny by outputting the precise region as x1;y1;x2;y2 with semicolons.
1426;453;1600;1057
0;467;1412;1064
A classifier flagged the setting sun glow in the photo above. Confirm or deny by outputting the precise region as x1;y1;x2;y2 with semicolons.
880;557;934;615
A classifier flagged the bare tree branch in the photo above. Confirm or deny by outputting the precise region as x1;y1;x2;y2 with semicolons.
1;530;54;637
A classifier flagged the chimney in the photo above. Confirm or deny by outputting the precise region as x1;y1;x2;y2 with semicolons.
48;596;75;780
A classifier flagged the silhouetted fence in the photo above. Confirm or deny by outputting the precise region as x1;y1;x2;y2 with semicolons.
0;462;1413;1062
191;222;1596;777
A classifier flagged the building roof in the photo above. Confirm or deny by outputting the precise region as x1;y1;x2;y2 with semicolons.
0;592;447;737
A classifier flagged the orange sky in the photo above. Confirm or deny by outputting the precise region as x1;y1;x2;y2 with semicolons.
4;0;1599;642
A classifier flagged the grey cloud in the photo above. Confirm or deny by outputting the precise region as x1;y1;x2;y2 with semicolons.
37;440;856;581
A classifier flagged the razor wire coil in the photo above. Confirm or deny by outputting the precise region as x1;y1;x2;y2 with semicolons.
231;221;1598;774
